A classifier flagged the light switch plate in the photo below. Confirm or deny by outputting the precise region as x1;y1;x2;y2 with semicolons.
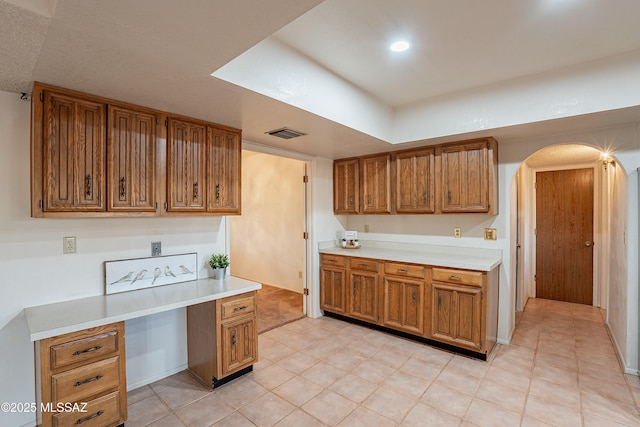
484;228;497;240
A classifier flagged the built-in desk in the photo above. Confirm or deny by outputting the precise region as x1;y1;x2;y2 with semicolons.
24;276;261;427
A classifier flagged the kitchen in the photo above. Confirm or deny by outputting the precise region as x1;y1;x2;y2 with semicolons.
1;1;640;426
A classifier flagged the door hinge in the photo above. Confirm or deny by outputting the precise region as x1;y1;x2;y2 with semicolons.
303;232;309;240
303;175;309;183
534;228;537;235
39;199;43;209
534;182;537;189
481;290;484;299
155;202;158;209
303;288;309;296
39;92;44;102
164;201;168;210
534;274;537;281
165;118;168;127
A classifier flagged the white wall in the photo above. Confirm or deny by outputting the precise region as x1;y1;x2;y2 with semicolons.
230;151;305;293
0;91;227;427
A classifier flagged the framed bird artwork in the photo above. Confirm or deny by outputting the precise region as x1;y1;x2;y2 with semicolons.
104;253;198;294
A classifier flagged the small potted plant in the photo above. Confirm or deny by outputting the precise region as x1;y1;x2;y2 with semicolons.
209;253;230;280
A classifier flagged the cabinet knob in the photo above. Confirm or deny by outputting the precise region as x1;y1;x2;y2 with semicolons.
120;176;126;198
232;333;237;346
216;184;221;200
412;288;417;304
86;174;92;196
193;182;199;199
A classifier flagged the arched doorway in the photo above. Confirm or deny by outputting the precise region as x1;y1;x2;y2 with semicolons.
512;143;621;313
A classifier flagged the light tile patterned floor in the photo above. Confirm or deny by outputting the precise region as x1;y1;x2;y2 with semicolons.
127;298;640;426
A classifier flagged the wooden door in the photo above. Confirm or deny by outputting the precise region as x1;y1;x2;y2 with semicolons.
320;267;347;314
208;128;241;214
334;159;359;214
167;119;207;211
221;316;257;377
441;141;489;212
396;148;435;213
349;271;379;322
383;277;424;335
43;91;106;211
108;106;157;211
362;155;391;213
536;168;594;305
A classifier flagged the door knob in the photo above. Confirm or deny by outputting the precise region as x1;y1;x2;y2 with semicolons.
585;241;592;247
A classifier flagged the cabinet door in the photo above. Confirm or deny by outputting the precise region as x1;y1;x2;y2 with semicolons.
108;106;157;211
334;159;359;214
396;148;435;213
221;316;257;377
431;283;482;351
441;141;489;212
320;267;347;314
167;119;207;211
383;277;425;335
208;128;241;214
349;271;379;322
362;155;391;213
43;91;106;211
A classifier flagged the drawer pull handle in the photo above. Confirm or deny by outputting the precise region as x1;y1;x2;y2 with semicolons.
327;259;337;263
73;345;102;356
74;375;103;387
449;275;462;281
358;263;368;267
233;305;248;312
397;269;408;273
76;410;104;424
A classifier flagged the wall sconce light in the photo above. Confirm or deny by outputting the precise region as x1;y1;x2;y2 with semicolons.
602;158;615;170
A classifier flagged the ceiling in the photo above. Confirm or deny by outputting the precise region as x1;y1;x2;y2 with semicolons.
2;0;640;161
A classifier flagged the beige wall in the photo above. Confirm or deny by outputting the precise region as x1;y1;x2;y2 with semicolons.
230;151;305;293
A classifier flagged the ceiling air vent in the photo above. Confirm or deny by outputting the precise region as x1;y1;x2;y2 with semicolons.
266;127;306;140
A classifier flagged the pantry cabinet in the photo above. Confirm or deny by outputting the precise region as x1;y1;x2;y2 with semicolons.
395;148;435;213
107;106;157;212
36;322;127;427
334;158;360;214
40;89;106;213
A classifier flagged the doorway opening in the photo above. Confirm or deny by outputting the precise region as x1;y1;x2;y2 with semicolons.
513;143;614;313
229;150;309;333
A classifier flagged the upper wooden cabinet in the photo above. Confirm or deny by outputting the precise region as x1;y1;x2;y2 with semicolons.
208;128;241;214
39;89;106;213
334;158;360;214
108;106;157;212
361;154;391;214
31;83;242;217
439;138;497;214
395;148;435;214
167;118;207;212
332;137;497;215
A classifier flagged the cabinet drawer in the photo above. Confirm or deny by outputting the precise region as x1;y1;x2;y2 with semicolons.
220;294;256;321
51;390;122;427
349;258;380;272
384;262;425;279
50;331;118;370
432;268;483;287
51;357;120;403
320;254;346;267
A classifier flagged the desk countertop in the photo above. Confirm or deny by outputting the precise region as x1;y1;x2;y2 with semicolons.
24;276;261;341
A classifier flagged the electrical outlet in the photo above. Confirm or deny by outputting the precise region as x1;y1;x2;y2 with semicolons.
298;271;303;279
454;227;461;238
364;224;370;232
151;241;161;257
484;228;497;240
63;236;76;254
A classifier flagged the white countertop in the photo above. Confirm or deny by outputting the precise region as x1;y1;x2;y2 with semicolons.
24;276;261;341
319;241;502;271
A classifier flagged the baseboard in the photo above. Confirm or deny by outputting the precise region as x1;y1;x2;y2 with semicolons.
606;322;631;374
127;363;188;391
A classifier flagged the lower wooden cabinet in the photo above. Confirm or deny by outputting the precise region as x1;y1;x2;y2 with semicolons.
187;291;258;388
36;323;127;427
319;254;498;359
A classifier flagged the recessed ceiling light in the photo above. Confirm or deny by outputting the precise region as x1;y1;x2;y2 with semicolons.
390;40;410;52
